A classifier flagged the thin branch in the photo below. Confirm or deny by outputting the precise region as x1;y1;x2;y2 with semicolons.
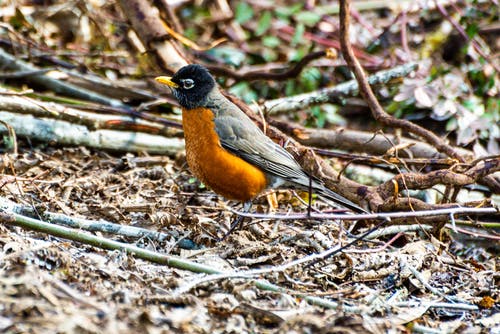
377;157;500;198
435;1;500;73
392;301;478;311
0;209;360;312
229;206;497;221
272;119;473;159
255;62;418;115
0;111;184;154
0;196;196;249
0;210;219;273
175;219;389;294
362;224;433;240
338;0;465;162
403;260;459;303
446;224;500;241
0;48;129;109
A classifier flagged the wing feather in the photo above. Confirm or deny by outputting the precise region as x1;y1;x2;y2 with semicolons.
214;115;308;183
206;90;366;212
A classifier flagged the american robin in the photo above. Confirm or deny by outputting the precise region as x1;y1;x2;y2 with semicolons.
155;64;366;213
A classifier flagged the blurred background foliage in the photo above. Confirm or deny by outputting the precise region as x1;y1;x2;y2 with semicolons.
1;0;499;154
173;0;499;154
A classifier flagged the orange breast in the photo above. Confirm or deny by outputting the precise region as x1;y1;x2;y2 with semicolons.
182;107;268;202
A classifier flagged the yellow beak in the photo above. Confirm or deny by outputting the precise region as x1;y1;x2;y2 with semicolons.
155;76;179;88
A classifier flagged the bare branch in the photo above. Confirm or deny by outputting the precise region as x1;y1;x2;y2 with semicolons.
338;0;465;162
256;62;418;115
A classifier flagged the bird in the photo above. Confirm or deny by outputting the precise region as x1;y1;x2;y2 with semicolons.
155;64;366;213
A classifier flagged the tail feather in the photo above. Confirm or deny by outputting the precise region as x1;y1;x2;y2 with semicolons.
314;183;368;213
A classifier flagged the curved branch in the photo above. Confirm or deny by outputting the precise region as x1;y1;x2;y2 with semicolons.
0;48;128;109
338;0;465;162
270;118;473;159
377;157;500;200
256;62;418;115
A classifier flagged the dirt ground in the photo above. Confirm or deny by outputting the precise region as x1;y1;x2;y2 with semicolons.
0;144;498;333
0;0;499;332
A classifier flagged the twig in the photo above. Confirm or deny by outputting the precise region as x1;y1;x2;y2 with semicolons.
0;210;361;312
400;11;411;59
60;68;158;102
274;121;473;159
338;0;464;162
344;232;404;253
0;196;197;249
0;68;53;78
434;1;500;73
256;62;418;115
393;301;478;311
409;323;444;334
175;219;389;293
446;224;500;241
69;103;183;130
229;206;497;221
377;157;500;198
362;224;433;240
0;210;220;272
314;150;456;168
0;111;184;154
0;48;129;109
402;260;460;303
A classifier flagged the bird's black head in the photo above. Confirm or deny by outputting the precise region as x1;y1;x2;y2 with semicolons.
155;64;216;109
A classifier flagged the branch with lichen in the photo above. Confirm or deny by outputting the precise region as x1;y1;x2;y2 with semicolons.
255;62;418;115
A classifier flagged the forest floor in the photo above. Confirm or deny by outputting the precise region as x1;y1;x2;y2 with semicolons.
0;0;499;333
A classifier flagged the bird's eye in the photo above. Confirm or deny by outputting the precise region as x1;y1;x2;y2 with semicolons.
182;79;195;89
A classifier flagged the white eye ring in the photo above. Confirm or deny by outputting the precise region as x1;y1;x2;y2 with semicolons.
182;79;195;89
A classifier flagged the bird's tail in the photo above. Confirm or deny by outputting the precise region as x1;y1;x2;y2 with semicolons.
313;182;368;213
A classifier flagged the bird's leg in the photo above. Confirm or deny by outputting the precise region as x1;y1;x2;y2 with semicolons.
221;201;252;240
307;175;313;217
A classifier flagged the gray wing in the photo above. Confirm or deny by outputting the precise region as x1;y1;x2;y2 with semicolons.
208;91;367;212
214;115;310;185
